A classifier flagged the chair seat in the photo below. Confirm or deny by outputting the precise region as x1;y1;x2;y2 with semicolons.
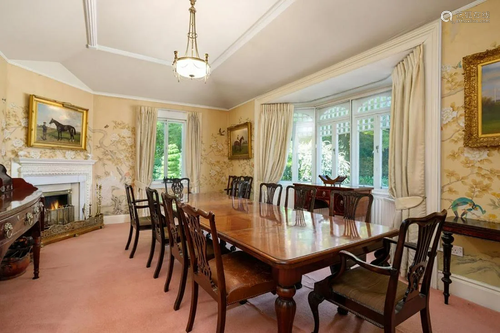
208;251;275;304
330;267;407;314
138;216;152;226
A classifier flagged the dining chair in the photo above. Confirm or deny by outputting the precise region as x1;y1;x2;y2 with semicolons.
259;183;283;206
330;190;374;222
240;176;253;199
230;179;250;198
164;177;191;197
284;185;317;212
125;184;152;259
161;192;189;310
224;175;240;195
180;203;276;333
145;187;169;278
308;210;447;333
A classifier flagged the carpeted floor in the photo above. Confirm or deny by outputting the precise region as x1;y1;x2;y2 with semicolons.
0;223;498;333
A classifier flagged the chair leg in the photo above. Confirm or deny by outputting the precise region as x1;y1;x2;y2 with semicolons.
186;281;199;332
129;228;140;259
164;253;175;293
420;307;433;333
125;224;133;250
384;326;396;333
308;291;324;333
147;232;156;268
337;307;348;315
153;243;165;278
174;261;189;310
216;298;227;333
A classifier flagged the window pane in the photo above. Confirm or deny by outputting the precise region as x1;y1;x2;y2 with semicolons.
353;91;392;113
167;122;183;178
297;122;313;182
320;125;333;177
381;114;390;188
358;118;374;186
153;121;165;181
319;102;350;120
337;121;351;183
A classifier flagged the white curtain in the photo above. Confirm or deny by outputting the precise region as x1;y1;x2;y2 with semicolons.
135;106;157;204
257;103;294;183
186;112;202;193
388;44;426;275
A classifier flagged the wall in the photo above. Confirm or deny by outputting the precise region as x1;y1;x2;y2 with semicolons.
228;100;255;178
92;95;229;215
440;0;500;288
0;64;94;171
0;56;7;163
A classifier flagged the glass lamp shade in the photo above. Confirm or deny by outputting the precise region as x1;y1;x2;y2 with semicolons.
174;57;210;79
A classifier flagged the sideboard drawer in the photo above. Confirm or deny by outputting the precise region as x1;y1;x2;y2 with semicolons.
0;201;42;246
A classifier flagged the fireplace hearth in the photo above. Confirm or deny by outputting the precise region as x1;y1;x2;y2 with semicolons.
44;190;75;226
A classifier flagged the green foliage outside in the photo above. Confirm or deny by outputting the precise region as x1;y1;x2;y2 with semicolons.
153;121;183;180
481;96;500;135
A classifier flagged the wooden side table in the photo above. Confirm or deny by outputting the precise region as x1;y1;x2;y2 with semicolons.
441;217;500;304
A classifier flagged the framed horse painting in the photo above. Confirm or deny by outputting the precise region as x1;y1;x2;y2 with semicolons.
227;122;252;160
27;95;88;150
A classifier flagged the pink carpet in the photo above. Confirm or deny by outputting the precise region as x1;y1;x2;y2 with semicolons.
0;223;498;333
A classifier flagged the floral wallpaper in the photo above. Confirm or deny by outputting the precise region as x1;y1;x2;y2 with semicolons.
440;0;500;287
92;121;135;215
200;132;230;192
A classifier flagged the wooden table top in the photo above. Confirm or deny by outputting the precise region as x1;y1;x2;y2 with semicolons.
180;193;398;268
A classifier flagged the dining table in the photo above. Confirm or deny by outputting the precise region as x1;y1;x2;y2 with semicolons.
178;192;399;333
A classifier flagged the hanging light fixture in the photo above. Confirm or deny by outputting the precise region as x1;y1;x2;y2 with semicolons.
173;0;210;81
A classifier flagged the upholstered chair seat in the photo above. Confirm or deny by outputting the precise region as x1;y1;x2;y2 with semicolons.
208;251;275;304
138;216;152;226
330;267;408;314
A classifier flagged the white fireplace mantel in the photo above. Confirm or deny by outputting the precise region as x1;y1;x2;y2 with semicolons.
11;158;97;220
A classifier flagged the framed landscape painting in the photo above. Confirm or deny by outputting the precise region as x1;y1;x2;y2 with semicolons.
28;95;88;150
464;47;500;147
228;122;252;159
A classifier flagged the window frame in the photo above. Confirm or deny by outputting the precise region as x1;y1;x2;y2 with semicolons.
151;109;187;188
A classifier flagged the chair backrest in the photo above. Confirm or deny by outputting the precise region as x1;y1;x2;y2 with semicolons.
179;203;225;298
125;184;139;227
225;175;239;195
164;177;190;197
330;190;373;222
241;176;253;199
259;183;283;206
161;192;187;258
391;210;447;307
285;185;317;212
145;187;165;241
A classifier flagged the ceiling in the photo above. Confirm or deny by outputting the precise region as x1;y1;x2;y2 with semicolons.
0;0;473;110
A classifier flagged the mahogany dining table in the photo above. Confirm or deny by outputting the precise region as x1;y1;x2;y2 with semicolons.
178;192;398;333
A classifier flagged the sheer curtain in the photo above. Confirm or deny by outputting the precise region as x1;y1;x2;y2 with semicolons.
186;112;201;193
388;44;426;275
135;106;157;205
257;103;294;183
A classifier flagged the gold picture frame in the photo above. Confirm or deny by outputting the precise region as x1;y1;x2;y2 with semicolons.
463;47;500;147
227;122;252;160
28;95;88;150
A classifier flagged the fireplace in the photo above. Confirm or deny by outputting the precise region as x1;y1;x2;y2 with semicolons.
44;190;75;227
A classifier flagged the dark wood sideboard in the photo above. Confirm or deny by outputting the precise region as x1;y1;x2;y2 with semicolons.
0;170;44;279
293;183;373;216
441;216;500;304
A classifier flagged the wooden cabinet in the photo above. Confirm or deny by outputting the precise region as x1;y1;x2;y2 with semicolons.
0;167;44;279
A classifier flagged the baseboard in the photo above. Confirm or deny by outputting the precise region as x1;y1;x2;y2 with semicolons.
103;214;129;225
437;272;500;312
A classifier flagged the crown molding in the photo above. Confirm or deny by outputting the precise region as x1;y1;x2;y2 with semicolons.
452;0;487;13
92;45;172;66
83;0;98;48
93;91;228;111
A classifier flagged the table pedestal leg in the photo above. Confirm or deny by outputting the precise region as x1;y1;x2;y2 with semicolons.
441;231;454;304
275;285;296;333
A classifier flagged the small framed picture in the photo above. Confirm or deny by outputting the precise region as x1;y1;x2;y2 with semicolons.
227;122;252;160
28;95;88;150
463;47;500;147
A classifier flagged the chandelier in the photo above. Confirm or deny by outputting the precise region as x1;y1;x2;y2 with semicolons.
173;0;210;81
